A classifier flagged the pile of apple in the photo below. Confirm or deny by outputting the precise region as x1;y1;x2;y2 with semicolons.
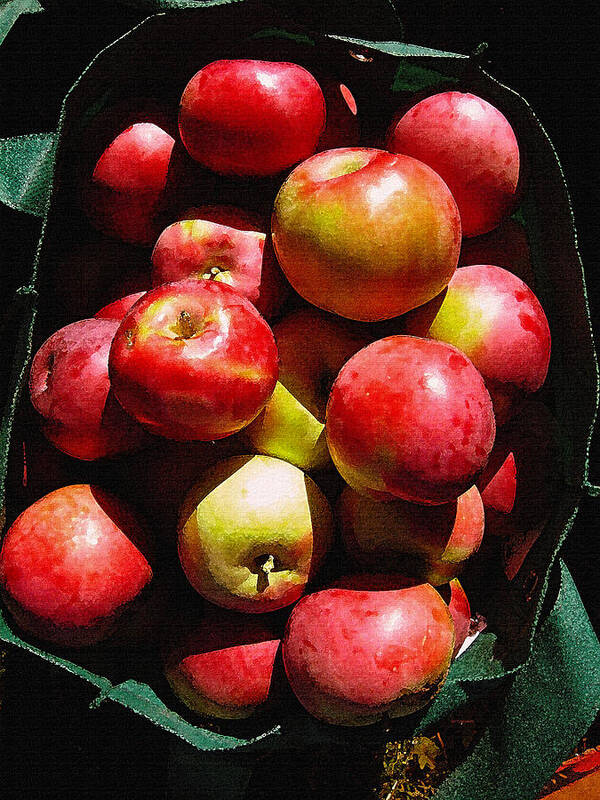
0;57;554;728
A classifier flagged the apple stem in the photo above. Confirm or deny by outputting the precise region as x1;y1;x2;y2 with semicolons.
177;310;195;339
256;554;275;592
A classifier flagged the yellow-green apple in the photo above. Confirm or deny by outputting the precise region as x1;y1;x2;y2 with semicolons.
179;60;325;176
29;318;148;460
326;336;496;505
403;264;551;423
164;607;281;719
151;219;266;304
387;92;520;237
176;204;289;319
245;307;369;471
337;484;484;584
282;581;454;725
82;122;176;245
0;484;153;647
108;280;278;441
271;147;461;321
177;455;334;613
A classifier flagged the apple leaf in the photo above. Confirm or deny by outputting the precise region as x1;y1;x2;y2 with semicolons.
391;63;459;94
0;132;56;216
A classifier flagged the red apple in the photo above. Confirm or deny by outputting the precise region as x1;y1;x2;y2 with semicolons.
177;204;289;319
151;219;265;304
0;485;152;647
29;318;148;460
82;122;175;245
326;336;496;505
95;292;147;321
178;455;334;613
179;59;325;176
447;578;471;658
164;609;280;719
404;264;551;423
108;280;278;441
271;147;461;320
245;307;369;470
387;92;520;236
282;582;454;725
337;484;484;584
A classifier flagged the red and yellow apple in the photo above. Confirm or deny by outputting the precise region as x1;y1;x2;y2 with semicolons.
271;147;461;320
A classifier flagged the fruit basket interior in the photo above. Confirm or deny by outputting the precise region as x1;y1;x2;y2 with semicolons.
0;0;597;777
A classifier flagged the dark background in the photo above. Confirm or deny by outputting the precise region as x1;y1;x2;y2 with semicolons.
0;1;598;797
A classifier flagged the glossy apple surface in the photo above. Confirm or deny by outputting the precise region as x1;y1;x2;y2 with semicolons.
282;583;454;725
271;147;461;320
178;455;334;613
337;484;484;584
95;292;146;321
179;59;325;176
387;92;520;236
82;122;175;245
108;280;278;441
404;264;551;423
164;610;280;719
29;318;148;460
178;204;289;319
326;336;496;505
246;307;369;470
0;485;152;647
152;219;265;303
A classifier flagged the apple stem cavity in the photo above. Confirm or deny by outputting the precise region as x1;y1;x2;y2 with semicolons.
255;554;276;592
176;310;196;340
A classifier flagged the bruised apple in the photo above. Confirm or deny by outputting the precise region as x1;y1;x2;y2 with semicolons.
271;147;461;320
326;336;496;505
337;484;485;584
164;609;280;719
178;455;334;613
0;485;153;647
282;582;454;725
108;280;278;441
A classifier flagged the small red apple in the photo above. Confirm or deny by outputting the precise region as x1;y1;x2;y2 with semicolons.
179;59;325;176
0;485;153;647
95;292;147;321
108;280;278;441
387;92;520;236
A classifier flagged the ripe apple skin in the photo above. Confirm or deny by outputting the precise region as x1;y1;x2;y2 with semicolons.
337;484;484;584
29;318;148;460
108;280;278;441
404;264;551;423
178;455;334;613
82;122;176;245
282;583;454;725
326;336;496;505
179;59;325;176
387;92;520;237
447;578;471;658
245;307;369;471
95;292;147;321
164;610;280;719
177;204;289;319
0;485;152;647
152;219;265;304
271;147;461;320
